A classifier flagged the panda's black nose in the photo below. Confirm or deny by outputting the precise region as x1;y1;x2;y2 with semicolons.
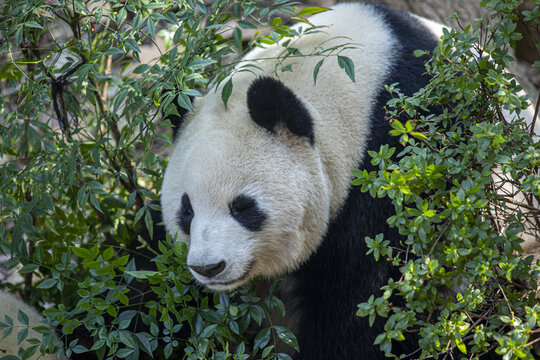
189;261;226;278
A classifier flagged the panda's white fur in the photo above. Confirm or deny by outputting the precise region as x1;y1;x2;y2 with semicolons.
0;291;60;360
162;3;406;290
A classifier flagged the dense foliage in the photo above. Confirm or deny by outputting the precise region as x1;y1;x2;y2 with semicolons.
0;0;323;359
354;1;540;359
0;0;539;359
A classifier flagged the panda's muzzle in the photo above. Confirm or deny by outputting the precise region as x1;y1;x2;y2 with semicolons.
189;260;226;278
206;260;254;289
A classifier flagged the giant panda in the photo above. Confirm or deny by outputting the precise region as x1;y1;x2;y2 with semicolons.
161;3;500;359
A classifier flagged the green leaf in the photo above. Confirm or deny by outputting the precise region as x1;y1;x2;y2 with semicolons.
337;55;355;82
147;19;155;38
105;47;125;55
456;338;467;354
411;132;427;140
457;248;471;256
103;247;114;261
117;7;127;27
135;333;153;356
70;246;92;258
124;38;140;53
17;328;28;345
176;93;193;112
182;89;202;97
254;327;271;352
24;21;43;29
87;181;107;194
14;26;23;47
296;6;329;16
173;26;183;44
250;306;264;325
1;326;13;340
90;339;106;351
18;264;38;274
0;356;20;360
115;348;134;358
124;270;159;279
162;11;178;25
149;322;159;337
276;353;293;360
200;324;217;338
133;64;150;74
313;59;324;85
188;58;216;71
26;126;40;151
221;79;233;109
261;345;274;358
233;27;243;51
144;208;153;240
273;326;299;351
71;345;88;354
270;17;282;27
36;279;57;289
229;320;240;334
17;310;29;326
113;87;129;113
164;343;172;359
21;345;37;360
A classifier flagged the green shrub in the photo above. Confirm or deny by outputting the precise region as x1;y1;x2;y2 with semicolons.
354;1;540;359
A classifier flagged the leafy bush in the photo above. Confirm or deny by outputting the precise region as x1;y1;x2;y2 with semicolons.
0;0;318;359
354;1;540;359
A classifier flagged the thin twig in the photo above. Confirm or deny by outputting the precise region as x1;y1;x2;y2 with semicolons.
529;90;540;139
460;310;491;321
429;221;451;257
503;197;540;213
421;137;440;153
519;335;540;350
496;281;514;319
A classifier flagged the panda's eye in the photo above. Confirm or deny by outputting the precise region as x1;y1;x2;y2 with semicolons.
230;195;255;215
177;193;194;235
229;194;267;232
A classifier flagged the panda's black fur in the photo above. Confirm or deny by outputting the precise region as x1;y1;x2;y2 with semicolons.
289;6;438;359
160;3;503;360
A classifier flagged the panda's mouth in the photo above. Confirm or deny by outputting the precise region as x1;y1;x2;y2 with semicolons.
206;260;255;289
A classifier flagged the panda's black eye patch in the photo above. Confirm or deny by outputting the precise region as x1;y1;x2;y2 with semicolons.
177;193;194;235
229;195;266;232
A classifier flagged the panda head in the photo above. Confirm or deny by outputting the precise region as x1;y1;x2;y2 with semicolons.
161;76;331;290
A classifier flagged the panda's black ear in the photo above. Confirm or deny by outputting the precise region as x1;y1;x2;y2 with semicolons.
247;76;314;145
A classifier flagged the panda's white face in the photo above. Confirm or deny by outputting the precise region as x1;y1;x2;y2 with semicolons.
161;79;331;290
